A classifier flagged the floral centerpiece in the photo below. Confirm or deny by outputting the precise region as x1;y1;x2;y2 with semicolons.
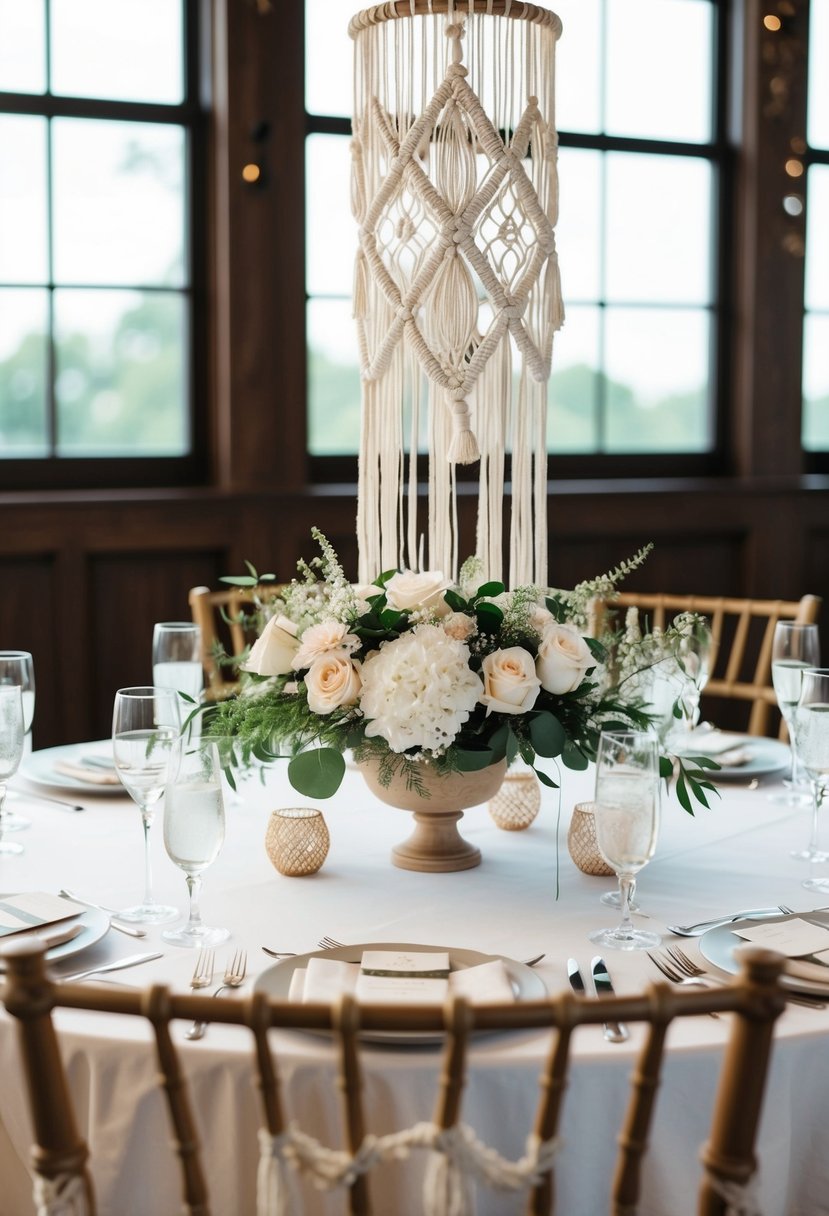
202;530;716;825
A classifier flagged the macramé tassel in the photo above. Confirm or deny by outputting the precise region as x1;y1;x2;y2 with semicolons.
423;1138;474;1216
447;392;480;465
34;1175;91;1216
257;1130;295;1216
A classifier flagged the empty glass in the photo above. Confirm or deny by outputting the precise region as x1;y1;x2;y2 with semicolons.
112;686;181;924
162;738;229;947
0;651;35;830
772;621;820;819
589;730;661;950
0;687;25;856
794;669;829;894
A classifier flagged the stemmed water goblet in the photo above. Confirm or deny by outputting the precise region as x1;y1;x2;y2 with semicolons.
0;687;25;856
772;621;820;819
0;651;35;831
589;730;661;951
162;737;229;947
793;669;829;893
112;686;181;924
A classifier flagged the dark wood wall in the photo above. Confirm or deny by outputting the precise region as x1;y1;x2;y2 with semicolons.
1;476;825;749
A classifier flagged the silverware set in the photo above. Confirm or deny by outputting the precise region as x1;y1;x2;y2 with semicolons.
666;904;793;937
567;956;629;1042
648;944;826;1010
185;948;248;1041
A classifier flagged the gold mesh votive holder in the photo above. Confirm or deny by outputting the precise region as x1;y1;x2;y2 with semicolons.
265;807;330;876
488;768;541;831
567;801;614;876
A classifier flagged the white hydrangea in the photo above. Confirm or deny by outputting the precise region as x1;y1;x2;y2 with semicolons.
359;623;482;754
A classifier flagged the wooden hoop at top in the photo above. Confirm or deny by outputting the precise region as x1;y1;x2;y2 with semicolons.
348;2;563;39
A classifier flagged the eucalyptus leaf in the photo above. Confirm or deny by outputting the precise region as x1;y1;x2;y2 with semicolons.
529;711;566;758
443;589;468;613
288;748;346;799
506;730;520;765
536;769;559;789
474;581;505;599
659;755;674;780
561;739;589;770
454;748;495;772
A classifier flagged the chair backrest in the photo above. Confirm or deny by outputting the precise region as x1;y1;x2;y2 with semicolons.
188;585;282;697
604;593;821;737
1;941;787;1216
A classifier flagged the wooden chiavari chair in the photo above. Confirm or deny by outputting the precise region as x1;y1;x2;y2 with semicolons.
1;940;787;1216
188;584;285;699
601;593;821;737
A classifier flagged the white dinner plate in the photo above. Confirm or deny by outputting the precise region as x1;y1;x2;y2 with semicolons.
21;742;128;797
0;904;110;967
678;734;790;783
255;941;547;1045
699;912;829;996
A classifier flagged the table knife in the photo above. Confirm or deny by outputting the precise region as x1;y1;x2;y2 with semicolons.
566;957;586;996
591;956;629;1043
58;952;162;983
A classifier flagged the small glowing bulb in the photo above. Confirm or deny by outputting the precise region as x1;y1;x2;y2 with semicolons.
242;163;261;184
763;14;782;30
784;158;804;178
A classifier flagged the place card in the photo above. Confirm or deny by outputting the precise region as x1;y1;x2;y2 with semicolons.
448;960;514;1003
355;973;449;1004
0;892;84;939
733;917;829;958
360;950;450;978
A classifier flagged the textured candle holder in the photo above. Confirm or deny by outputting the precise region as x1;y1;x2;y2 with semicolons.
488;769;541;832
265;808;330;877
567;801;614;876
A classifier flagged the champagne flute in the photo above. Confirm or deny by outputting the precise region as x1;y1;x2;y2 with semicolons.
772;622;820;819
162;738;229;947
0;651;35;830
0;687;25;855
589;730;661;950
794;669;829;893
112;686;181;924
152;623;204;705
673;615;714;737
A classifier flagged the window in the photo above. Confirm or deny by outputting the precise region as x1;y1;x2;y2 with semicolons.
803;0;829;453
304;0;720;466
0;0;201;485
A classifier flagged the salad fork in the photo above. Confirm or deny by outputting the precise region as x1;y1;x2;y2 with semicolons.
649;946;825;1010
186;949;247;1041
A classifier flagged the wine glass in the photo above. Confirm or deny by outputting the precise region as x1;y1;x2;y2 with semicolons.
112;686;181;924
152;623;204;731
0;687;25;856
589;730;661;950
793;669;829;893
162;738;229;947
0;651;35;831
772;622;820;819
672;616;715;739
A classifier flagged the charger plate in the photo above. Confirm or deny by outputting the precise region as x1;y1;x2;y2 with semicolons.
255;941;547;1045
674;733;789;783
700;912;829;996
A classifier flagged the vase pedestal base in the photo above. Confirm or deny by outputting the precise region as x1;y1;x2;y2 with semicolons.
391;810;481;873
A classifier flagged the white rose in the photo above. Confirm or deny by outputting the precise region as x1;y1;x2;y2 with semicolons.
352;581;383;615
242;614;300;677
529;602;555;634
304;653;362;714
384;569;451;615
293;620;361;671
479;647;541;715
443;611;476;642
536;623;594;695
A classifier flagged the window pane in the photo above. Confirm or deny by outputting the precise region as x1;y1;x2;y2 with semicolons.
0;115;48;283
305;0;354;118
52;119;186;287
603;306;710;452
549;0;602;134
605;153;713;305
803;315;829;452
54;289;187;455
805;166;829;312
808;0;829;150
0;288;48;455
606;0;712;143
548;304;601;452
0;0;46;94
557;148;601;301
308;298;361;455
306;134;353;297
50;0;184;104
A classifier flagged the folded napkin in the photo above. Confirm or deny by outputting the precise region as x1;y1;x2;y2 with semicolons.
0;892;84;940
290;956;515;1005
53;759;121;786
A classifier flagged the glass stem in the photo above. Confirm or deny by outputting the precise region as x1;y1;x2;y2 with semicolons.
0;783;6;843
808;782;822;856
141;811;154;909
618;873;635;935
185;873;203;931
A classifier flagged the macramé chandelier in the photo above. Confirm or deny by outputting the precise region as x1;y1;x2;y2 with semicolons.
349;0;563;589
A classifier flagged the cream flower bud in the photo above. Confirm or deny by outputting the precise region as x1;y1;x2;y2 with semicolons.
536;623;594;695
242;614;299;677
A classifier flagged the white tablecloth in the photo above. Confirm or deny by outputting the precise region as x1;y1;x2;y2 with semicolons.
2;752;829;1216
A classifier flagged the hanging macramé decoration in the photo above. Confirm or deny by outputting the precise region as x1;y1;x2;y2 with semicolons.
349;0;563;588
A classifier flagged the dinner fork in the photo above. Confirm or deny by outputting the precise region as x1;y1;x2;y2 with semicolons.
186;949;247;1041
315;937;547;967
649;946;825;1010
